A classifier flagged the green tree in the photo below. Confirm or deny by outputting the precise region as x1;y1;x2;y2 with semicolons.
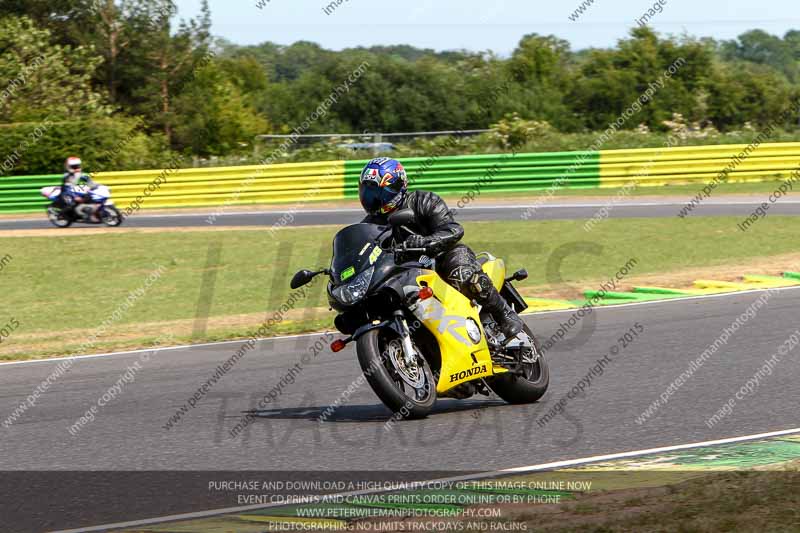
722;30;799;81
568;28;712;131
506;34;577;130
173;64;267;156
114;0;211;144
0;16;110;122
0;0;96;49
706;61;795;129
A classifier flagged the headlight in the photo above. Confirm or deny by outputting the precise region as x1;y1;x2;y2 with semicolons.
466;318;482;344
332;266;374;305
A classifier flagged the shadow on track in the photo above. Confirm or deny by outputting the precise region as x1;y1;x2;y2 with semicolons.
241;399;509;423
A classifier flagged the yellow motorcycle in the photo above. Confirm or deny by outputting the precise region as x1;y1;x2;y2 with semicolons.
291;209;549;418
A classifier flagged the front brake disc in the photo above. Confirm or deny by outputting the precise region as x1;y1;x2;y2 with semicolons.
386;339;425;389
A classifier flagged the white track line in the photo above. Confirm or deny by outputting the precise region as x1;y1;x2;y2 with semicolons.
3;200;800;224
53;426;800;533
6;284;800;367
0;331;325;366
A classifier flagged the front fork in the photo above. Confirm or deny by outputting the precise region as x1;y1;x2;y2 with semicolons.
393;310;418;366
330;309;418;361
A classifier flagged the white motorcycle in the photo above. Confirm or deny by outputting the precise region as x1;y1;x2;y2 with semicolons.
40;185;123;228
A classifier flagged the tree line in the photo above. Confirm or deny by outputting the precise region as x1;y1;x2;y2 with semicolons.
1;0;799;175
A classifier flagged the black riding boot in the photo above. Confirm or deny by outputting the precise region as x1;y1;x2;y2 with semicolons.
472;272;524;341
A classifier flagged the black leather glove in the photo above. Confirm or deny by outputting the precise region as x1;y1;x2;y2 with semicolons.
403;235;430;250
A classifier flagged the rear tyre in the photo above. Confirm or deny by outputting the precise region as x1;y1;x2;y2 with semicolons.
488;325;549;404
101;206;123;227
356;328;436;419
47;207;72;228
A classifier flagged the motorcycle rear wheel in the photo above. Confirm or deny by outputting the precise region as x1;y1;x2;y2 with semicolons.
487;325;549;404
47;207;72;228
356;328;436;419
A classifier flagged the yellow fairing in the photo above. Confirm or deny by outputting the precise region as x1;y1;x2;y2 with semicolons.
412;272;500;393
480;256;506;291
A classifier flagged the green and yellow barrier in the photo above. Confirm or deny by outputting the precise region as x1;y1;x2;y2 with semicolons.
1;141;799;214
344;151;601;198
0;161;347;213
598;142;800;187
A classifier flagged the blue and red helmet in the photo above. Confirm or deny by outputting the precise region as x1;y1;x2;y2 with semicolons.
358;158;408;215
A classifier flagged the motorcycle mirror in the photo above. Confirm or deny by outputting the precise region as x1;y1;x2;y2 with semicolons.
290;269;317;290
388;209;415;227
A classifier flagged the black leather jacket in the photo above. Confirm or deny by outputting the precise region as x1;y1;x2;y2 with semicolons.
361;190;464;256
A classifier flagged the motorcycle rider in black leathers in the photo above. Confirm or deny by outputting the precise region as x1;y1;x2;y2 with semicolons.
359;157;524;341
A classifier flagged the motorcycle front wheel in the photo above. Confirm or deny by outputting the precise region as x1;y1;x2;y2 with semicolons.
47;207;72;228
356;327;436;419
101;205;123;227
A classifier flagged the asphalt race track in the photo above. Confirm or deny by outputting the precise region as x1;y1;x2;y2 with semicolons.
4;288;799;471
2;198;800;230
2;287;799;533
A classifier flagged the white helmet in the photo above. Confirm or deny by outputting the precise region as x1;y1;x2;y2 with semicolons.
65;156;82;173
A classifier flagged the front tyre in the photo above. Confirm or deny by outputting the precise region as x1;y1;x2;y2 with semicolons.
488;325;549;404
101;205;123;227
356;328;436;419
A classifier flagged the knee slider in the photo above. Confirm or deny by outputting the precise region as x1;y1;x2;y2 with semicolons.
471;272;494;299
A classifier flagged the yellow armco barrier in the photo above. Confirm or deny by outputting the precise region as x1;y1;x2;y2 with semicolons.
598;143;800;188
92;160;346;211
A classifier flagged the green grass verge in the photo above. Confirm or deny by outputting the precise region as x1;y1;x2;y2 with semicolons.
1;215;799;360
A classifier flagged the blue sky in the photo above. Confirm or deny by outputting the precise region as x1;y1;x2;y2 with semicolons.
175;0;800;54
